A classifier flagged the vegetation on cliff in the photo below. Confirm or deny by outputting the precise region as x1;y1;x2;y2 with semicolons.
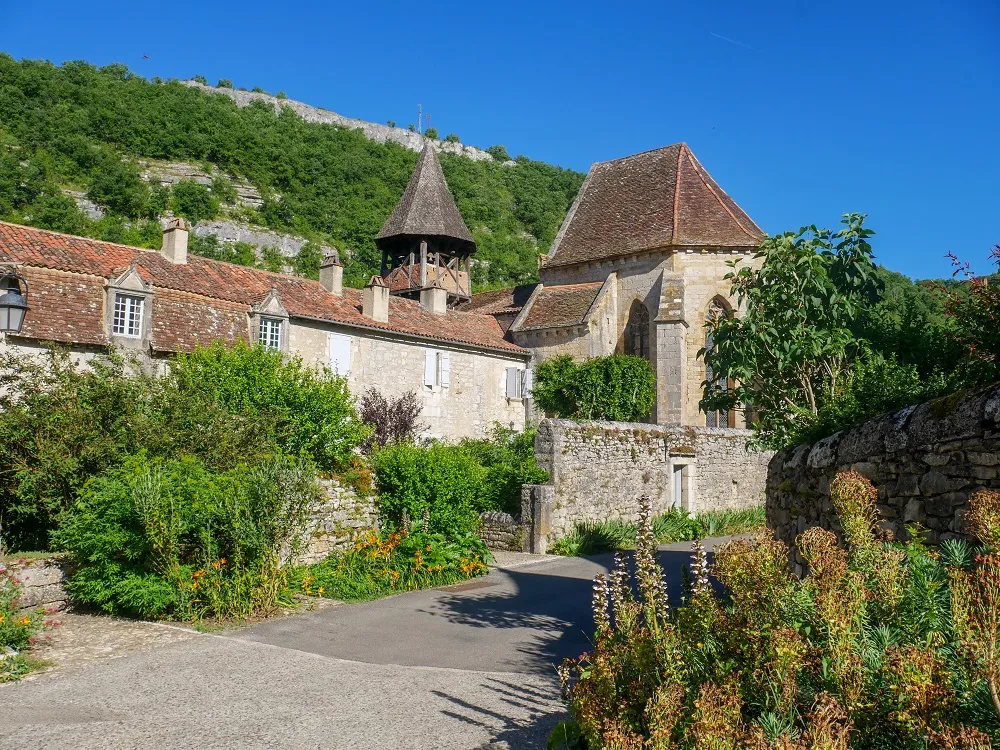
0;56;584;288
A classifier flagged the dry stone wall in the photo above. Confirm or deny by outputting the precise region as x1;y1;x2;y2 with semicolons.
2;556;70;612
532;419;771;543
767;384;1000;560
294;479;378;565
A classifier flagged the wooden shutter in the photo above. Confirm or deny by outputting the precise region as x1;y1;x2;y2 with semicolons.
522;368;533;397
440;352;450;388
506;367;520;399
424;350;436;387
327;333;351;376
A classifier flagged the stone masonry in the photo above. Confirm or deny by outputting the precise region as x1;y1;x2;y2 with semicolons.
294;479;379;565
530;418;771;544
767;384;1000;564
2;556;70;612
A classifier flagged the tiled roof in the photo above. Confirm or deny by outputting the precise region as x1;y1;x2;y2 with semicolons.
376;145;475;253
0;222;526;356
517;282;604;331
460;284;538;316
546;143;764;267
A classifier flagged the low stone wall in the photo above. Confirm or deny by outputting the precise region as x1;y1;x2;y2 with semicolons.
530;419;771;547
478;511;526;551
1;556;70;612
767;384;1000;559
293;479;379;565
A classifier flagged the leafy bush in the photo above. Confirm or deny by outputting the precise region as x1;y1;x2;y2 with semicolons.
291;527;489;602
0;566;44;681
0;345;366;552
372;426;548;534
54;454;318;619
555;476;1000;749
534;355;656;422
169;342;369;473
359;388;425;453
170;179;219;223
371;442;486;538
425;127;439;139
548;506;765;556
459;425;548;516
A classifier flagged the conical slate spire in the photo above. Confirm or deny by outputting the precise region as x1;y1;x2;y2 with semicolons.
376;145;475;254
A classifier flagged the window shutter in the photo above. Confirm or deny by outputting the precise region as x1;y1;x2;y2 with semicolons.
506;367;520;399
424;350;436;387
440;351;450;388
328;333;352;375
522;368;533;397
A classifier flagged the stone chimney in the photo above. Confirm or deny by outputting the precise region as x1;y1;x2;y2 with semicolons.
161;217;191;264
420;285;448;315
362;275;389;323
319;251;343;296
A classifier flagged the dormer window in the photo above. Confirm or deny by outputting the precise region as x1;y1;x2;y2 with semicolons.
112;294;144;337
259;317;283;350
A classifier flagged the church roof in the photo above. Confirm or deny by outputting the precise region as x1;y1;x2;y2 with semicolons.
516;282;605;331
545;143;764;268
376;145;475;253
460;284;538;316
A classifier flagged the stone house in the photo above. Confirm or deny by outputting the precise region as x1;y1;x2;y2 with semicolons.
0;203;530;442
464;142;765;428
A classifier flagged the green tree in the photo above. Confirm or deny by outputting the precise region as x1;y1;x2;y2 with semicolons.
486;145;511;161
425;127;439;139
534;355;656;422
170;180;219;224
701;214;879;448
87;157;148;218
444;133;460;143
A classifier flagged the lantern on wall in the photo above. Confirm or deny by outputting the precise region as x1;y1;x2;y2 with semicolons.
0;269;29;334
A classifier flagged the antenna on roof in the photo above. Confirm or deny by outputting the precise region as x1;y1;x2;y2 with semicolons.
417;104;422;135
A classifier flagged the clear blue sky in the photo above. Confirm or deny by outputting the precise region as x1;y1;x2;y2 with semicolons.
4;0;998;278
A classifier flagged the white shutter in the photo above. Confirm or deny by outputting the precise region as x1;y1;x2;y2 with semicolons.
424;350;436;387
328;333;352;375
440;351;450;388
522;368;533;397
506;367;520;399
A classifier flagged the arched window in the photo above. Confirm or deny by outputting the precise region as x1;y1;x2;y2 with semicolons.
704;298;732;428
623;300;650;359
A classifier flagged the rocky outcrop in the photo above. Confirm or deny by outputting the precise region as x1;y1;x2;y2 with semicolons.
138;159;263;209
192;219;337;261
182;81;505;164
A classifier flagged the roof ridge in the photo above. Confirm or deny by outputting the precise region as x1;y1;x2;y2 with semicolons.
681;147;761;242
0;219;163;256
592;142;685;167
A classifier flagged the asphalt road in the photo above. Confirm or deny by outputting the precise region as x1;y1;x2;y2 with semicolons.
0;540;721;750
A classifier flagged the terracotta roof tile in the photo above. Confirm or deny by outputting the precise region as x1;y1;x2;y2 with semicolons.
0;222;526;356
546;143;764;267
460;284;538;316
517;282;604;330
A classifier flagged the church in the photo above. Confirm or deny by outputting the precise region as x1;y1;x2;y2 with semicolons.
465;142;765;428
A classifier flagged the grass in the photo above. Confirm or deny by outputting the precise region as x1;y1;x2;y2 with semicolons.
549;506;766;557
0;551;64;563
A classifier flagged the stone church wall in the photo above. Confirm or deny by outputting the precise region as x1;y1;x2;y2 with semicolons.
767;384;1000;564
531;418;771;544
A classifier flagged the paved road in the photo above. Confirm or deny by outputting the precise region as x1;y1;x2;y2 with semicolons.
0;540;723;749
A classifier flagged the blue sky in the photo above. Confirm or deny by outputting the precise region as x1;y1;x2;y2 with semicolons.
3;0;998;278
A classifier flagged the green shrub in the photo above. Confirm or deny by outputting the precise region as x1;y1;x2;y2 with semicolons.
292;527;488;602
459;425;548;516
556;480;1000;748
534;355;656;422
54;454;318;620
169;342;370;473
0;566;44;681
371;442;485;538
170;180;219;224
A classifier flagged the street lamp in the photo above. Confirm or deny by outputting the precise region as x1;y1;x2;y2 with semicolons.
0;269;29;334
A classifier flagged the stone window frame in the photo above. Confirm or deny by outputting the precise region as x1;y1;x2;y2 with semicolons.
623;298;651;360
251;288;290;354
105;266;153;351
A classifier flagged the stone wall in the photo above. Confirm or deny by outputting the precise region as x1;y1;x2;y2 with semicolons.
1;557;70;612
767;384;1000;559
184;82;502;164
478;511;525;552
532;419;771;543
294;479;378;565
